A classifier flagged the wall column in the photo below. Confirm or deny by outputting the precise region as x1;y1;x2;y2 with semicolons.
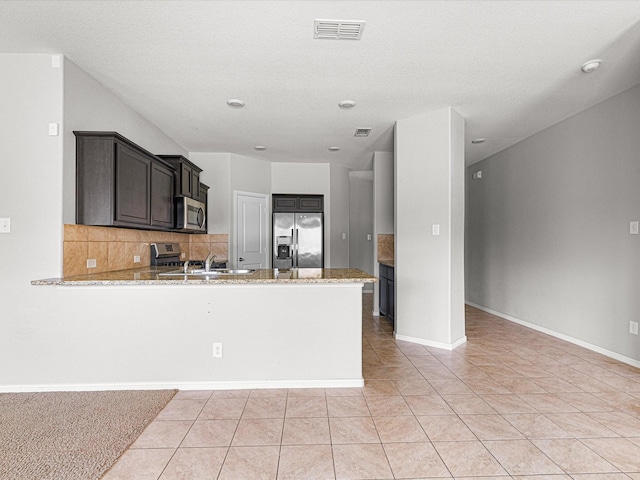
394;107;466;349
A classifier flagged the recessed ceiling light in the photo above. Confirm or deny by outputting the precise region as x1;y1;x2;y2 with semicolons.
338;100;356;109
581;59;602;73
471;138;486;144
328;147;341;151
227;98;245;108
254;145;266;151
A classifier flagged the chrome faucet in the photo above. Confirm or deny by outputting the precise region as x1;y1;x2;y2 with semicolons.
204;253;217;272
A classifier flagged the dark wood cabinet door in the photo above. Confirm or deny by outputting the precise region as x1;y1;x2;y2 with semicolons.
180;164;192;197
151;162;175;228
379;276;388;317
273;196;298;211
191;170;200;200
378;264;394;326
115;143;151;226
299;196;323;211
199;183;209;208
388;279;395;325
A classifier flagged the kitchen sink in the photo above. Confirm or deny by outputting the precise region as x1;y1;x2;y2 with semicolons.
159;268;256;276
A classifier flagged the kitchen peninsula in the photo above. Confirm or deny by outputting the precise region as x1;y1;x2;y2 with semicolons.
29;268;375;392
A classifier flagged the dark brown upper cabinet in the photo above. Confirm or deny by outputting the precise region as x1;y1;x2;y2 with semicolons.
156;155;202;200
75;131;176;230
272;194;324;212
199;182;210;208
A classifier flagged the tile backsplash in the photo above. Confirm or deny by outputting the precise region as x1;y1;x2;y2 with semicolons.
63;225;229;277
377;234;394;262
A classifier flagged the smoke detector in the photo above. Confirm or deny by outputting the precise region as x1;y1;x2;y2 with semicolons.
354;128;372;137
314;20;366;40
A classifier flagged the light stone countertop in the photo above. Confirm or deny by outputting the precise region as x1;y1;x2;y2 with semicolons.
379;260;395;267
32;267;377;286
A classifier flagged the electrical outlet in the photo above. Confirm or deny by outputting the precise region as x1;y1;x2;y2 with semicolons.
630;321;639;335
87;259;97;268
0;218;10;233
213;342;223;358
133;255;141;263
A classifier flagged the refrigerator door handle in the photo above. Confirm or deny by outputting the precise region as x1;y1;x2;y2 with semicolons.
292;228;297;267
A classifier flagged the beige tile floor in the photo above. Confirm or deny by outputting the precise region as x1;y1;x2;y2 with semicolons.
103;295;640;480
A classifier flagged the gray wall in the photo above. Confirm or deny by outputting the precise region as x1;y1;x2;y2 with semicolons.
466;83;640;363
349;171;374;292
330;164;350;268
373;151;394;313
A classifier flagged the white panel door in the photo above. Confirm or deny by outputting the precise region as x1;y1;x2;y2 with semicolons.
235;192;269;269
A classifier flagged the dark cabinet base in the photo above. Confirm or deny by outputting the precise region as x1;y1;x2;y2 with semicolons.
379;263;395;327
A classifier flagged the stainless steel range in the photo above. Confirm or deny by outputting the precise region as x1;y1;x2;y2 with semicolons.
150;243;226;268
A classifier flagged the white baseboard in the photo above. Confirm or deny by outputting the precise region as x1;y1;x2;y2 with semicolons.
394;333;467;351
0;378;365;393
466;301;640;369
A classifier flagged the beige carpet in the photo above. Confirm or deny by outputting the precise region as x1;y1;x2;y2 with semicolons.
0;389;177;480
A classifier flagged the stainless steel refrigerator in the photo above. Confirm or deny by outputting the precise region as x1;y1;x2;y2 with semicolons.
273;212;323;268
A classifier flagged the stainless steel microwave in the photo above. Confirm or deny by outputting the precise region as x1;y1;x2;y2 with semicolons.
175;196;206;232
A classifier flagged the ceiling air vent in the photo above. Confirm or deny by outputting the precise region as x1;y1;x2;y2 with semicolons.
314;20;366;40
354;128;372;137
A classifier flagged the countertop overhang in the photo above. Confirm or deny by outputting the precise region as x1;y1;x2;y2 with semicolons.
32;267;377;286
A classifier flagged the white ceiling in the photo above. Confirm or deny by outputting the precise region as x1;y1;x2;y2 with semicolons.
2;1;640;170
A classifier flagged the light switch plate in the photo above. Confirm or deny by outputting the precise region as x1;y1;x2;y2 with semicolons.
0;218;10;233
630;221;639;235
432;224;440;236
48;123;59;136
87;259;97;268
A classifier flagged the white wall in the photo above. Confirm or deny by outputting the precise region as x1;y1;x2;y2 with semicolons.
466;83;640;364
0;54;63;387
330;164;350;268
271;163;331;195
349;171;374;292
374;152;395;234
230;153;272;196
3;284;364;391
271;163;333;265
1;53;63;277
373;151;394;312
189;152;231;234
395;107;466;349
63;58;187;224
